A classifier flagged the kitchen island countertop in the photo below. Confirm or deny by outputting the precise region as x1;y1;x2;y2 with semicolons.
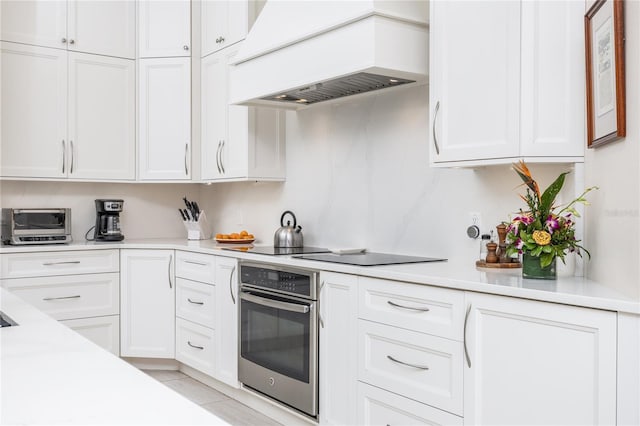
2;238;639;314
0;287;228;425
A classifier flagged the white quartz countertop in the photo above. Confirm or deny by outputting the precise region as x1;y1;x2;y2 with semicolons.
2;238;639;314
0;287;228;425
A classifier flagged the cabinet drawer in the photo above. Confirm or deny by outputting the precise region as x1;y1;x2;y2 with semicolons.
358;277;464;340
1;273;119;320
175;251;216;283
1;249;119;279
358;382;463;426
175;317;216;377
358;320;463;416
61;315;120;356
176;278;216;328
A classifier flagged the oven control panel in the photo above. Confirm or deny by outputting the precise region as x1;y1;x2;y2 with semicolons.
239;263;317;299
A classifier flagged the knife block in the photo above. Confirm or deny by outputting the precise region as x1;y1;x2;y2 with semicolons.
183;211;211;240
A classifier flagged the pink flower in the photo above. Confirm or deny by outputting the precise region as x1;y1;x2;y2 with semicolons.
545;215;559;234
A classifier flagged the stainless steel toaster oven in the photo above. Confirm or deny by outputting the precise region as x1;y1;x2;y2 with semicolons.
1;208;72;245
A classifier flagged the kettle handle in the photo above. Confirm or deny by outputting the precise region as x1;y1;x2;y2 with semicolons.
280;210;297;228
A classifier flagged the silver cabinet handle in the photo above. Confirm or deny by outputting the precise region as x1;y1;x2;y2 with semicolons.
432;101;441;155
61;140;66;174
318;280;325;328
69;39;75;45
387;300;430;312
464;303;472;368
168;254;173;289
187;298;204;305
187;341;204;350
184;143;189;176
241;292;310;314
183;45;189;51
229;265;236;305
43;261;81;266
215;36;225;44
184;260;208;266
69;140;74;174
220;140;225;174
387;355;429;370
215;141;222;174
43;295;81;301
61;37;67;44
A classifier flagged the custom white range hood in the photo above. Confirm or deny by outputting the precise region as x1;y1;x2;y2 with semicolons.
229;1;429;109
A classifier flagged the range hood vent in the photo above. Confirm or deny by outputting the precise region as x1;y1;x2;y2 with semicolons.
230;1;428;110
263;72;415;106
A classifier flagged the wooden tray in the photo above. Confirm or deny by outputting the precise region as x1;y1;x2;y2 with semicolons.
476;260;522;269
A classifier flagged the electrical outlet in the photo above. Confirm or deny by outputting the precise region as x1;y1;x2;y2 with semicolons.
469;212;482;232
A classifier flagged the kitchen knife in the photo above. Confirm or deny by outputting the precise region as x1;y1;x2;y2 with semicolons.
178;209;187;221
192;202;200;220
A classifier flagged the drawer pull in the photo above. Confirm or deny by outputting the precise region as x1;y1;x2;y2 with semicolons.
42;261;81;266
184;260;208;266
386;355;429;370
187;341;204;350
387;300;430;312
43;295;81;301
187;298;204;305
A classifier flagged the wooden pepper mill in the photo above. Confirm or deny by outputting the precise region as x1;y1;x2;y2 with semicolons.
496;223;509;263
485;241;499;263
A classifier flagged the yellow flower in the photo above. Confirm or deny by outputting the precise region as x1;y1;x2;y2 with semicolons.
532;230;551;246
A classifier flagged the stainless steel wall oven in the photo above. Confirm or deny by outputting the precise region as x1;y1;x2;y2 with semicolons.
238;261;319;418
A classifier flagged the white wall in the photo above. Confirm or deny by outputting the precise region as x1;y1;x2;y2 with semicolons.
584;0;640;300
199;84;574;268
0;181;199;242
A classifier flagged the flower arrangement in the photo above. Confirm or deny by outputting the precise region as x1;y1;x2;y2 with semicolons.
505;161;597;269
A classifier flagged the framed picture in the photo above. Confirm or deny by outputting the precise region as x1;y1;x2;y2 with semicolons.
585;0;626;148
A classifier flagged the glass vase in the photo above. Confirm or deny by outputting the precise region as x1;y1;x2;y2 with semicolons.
522;252;557;280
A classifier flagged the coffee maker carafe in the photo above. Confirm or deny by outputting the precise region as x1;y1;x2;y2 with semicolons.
94;199;124;241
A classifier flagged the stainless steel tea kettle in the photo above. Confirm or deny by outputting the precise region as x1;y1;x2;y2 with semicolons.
274;210;303;248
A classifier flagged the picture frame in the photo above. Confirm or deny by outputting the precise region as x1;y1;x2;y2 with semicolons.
585;0;626;148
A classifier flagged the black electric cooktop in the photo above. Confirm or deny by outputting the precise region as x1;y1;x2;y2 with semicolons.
223;246;331;256
293;252;447;266
0;311;18;328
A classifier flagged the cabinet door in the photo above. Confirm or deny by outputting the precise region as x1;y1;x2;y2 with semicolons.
214;256;239;388
120;250;175;359
319;272;358;425
67;0;135;59
1;42;67;178
464;292;616;425
138;57;191;180
68;52;135;180
1;0;67;49
429;0;520;163
201;0;248;57
138;0;191;58
519;0;585;158
201;49;233;180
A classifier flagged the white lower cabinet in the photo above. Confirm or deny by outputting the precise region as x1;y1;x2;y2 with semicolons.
464;292;617;425
319;272;359;425
175;317;216;377
61;315;120;356
357;382;463;426
214;256;239;388
120;249;175;359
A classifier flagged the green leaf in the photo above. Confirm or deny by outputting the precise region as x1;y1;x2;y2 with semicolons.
542;245;553;253
540;172;570;219
540;253;555;268
531;246;543;256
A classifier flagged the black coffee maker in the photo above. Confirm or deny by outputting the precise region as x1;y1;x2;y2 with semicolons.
94;199;124;241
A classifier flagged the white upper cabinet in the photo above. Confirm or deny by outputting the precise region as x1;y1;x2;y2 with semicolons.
68;52;136;180
201;0;252;57
201;43;286;182
1;43;68;178
138;0;191;58
1;43;135;180
430;0;585;167
1;0;135;59
138;58;191;180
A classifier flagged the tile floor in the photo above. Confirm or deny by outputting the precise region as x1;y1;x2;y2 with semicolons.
142;369;282;426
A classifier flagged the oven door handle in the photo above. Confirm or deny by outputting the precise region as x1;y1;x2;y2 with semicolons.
241;292;310;314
